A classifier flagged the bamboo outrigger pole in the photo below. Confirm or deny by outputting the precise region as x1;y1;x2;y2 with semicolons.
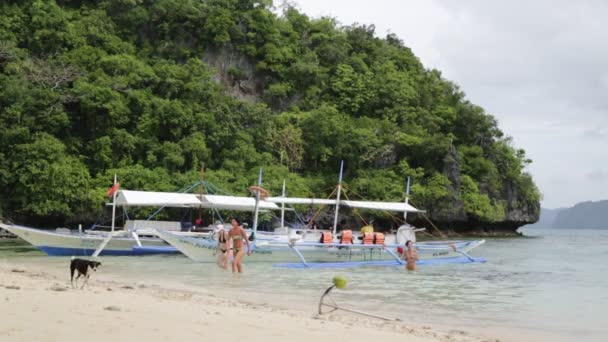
252;167;263;233
332;160;344;235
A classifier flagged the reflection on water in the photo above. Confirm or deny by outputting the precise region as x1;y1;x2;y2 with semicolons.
2;228;607;341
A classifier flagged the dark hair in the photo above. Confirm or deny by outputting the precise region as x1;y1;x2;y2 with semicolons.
405;240;413;247
231;217;240;225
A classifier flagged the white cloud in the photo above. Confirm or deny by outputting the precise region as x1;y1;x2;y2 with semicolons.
583;127;607;140
587;169;608;181
295;0;608;207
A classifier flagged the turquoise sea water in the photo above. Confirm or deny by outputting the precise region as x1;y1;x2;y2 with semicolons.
2;228;607;341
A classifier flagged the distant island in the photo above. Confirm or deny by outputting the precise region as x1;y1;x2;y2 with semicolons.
525;200;608;229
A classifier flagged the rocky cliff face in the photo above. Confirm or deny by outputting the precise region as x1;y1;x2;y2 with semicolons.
411;147;539;236
202;47;263;103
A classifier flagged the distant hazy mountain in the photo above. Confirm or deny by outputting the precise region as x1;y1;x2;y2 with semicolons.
552;200;608;229
523;200;608;229
524;207;564;228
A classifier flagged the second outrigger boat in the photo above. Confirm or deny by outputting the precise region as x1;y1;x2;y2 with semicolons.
156;163;486;268
156;223;486;268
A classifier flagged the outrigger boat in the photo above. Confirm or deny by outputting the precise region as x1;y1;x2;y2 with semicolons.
156;163;486;268
0;174;281;256
0;190;282;257
0;176;187;256
156;223;485;268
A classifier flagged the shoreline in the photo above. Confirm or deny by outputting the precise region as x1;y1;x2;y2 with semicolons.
0;228;529;240
0;260;495;342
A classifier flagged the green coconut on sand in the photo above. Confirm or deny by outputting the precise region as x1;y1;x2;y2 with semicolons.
332;276;347;289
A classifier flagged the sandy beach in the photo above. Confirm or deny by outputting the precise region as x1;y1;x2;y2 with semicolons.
0;260;495;342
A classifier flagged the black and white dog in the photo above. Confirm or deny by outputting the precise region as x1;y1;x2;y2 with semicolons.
70;256;101;289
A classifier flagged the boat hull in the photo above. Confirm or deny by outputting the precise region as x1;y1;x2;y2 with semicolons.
0;224;178;256
156;230;485;266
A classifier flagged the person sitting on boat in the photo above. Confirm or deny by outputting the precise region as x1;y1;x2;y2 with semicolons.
215;226;230;270
360;225;374;234
228;217;251;273
359;224;374;242
405;240;418;271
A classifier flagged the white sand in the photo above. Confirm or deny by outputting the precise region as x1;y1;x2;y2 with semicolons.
0;261;495;342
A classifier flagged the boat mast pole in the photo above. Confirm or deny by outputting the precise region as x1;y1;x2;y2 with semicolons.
280;179;286;229
111;174;117;233
252;168;262;233
404;176;411;222
198;163;205;227
332;160;344;235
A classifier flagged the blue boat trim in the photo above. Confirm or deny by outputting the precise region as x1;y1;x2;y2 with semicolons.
37;245;178;256
272;256;487;269
131;245;180;254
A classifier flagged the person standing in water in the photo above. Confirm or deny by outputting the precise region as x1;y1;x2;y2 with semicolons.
228;217;251;273
405;240;418;271
215;226;230;270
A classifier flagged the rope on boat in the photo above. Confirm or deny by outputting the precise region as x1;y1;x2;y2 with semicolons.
337;184;458;252
143;182;201;223
306;187;338;229
340;183;402;228
406;199;457;251
340;189;369;227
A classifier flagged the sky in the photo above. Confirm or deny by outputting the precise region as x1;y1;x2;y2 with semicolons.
291;0;608;208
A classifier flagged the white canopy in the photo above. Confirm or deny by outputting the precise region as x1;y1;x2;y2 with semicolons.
341;200;422;213
201;194;279;211
265;197;338;205
114;190;279;211
114;190;420;212
115;190;201;207
265;196;423;212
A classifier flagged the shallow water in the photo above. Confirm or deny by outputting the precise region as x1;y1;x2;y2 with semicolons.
2;228;607;341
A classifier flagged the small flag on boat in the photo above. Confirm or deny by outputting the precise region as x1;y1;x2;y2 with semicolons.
106;182;120;197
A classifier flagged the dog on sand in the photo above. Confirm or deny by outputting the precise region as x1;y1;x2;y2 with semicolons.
70;257;101;289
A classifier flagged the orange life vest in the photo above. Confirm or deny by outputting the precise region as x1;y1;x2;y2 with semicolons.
374;233;385;244
362;232;374;244
321;231;333;244
340;230;353;244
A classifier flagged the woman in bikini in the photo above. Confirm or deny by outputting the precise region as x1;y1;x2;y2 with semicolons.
405;240;418;271
228;217;251;273
215;226;230;270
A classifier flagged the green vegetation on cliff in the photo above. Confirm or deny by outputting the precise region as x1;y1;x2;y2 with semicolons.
0;0;540;229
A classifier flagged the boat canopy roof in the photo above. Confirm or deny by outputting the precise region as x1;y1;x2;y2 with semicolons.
264;196;422;212
114;190;279;210
202;194;279;211
265;197;338;205
341;200;422;213
114;191;421;212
